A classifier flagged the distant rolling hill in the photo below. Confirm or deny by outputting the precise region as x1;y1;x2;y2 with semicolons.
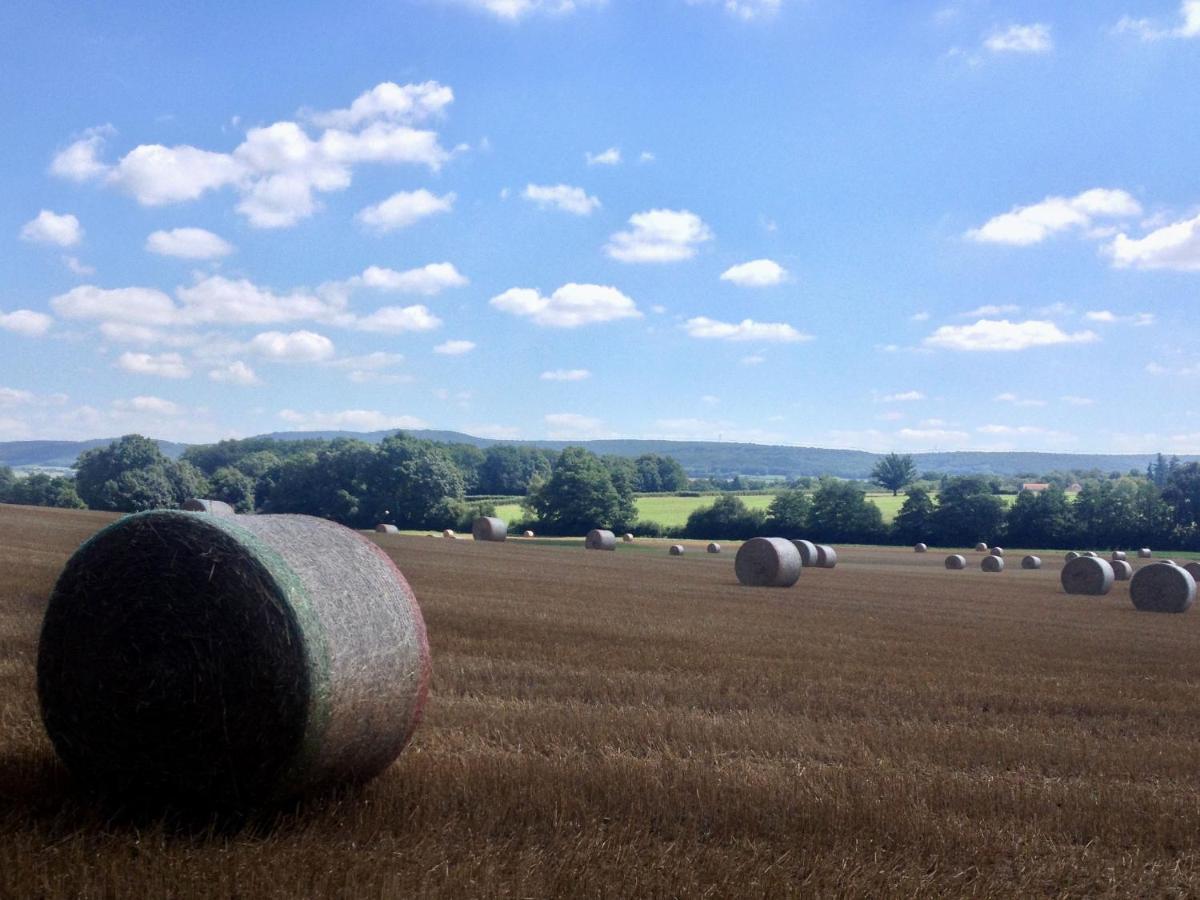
2;431;1190;480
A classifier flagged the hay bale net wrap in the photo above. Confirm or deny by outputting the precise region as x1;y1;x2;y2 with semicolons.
914;543;927;553
1112;560;1134;581
989;547;1005;558
1131;563;1196;613
37;511;431;808
586;529;617;551
1060;556;1115;596
471;516;507;542
735;537;801;587
974;542;988;552
792;540;818;567
707;542;721;554
981;555;1004;572
945;554;966;570
815;545;838;568
1139;548;1153;558
1021;555;1042;570
669;544;685;556
1112;550;1127;561
375;524;399;534
181;498;236;516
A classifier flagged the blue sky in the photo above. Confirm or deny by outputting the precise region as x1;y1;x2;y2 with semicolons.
3;0;1199;452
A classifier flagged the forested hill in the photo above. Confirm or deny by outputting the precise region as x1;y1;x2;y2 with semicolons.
2;430;1193;479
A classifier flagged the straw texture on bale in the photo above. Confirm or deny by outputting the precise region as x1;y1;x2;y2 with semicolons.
1183;562;1200;582
523;530;535;538
707;542;721;554
1139;548;1153;558
471;516;507;542
1060;556;1114;596
1065;551;1080;560
974;542;988;552
945;555;967;570
1130;562;1196;614
375;524;399;534
1021;555;1042;570
914;543;927;553
981;555;1004;572
1112;550;1127;561
623;533;634;543
792;540;818;567
669;544;685;556
442;529;456;539
37;511;430;809
734;537;801;587
815;545;838;569
990;547;1005;558
181;498;235;516
586;529;617;551
1112;560;1133;581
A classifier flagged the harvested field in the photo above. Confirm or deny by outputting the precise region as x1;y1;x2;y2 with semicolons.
4;504;1200;896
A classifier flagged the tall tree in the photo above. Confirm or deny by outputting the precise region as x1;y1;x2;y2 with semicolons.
929;476;1004;546
74;434;208;512
808;478;886;543
765;489;811;534
525;447;633;534
892;486;936;545
870;453;917;495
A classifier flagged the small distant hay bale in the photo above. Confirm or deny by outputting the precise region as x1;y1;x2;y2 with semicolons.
792;540;818;567
442;529;456;539
914;543;928;553
981;555;1004;573
1021;555;1042;570
1065;551;1080;560
669;544;685;556
707;542;721;554
523;530;535;538
471;516;507;542
735;537;801;587
375;524;399;534
1138;548;1153;558
1164;560;1179;566
1112;560;1133;581
1130;562;1196;613
990;547;1005;558
815;545;838;569
945;554;967;570
37;511;430;809
1060;556;1114;596
974;542;988;552
1083;551;1098;558
1111;551;1127;561
182;498;235;516
623;533;635;543
1183;562;1200;582
586;529;617;551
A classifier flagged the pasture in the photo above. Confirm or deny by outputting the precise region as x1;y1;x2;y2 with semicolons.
4;504;1200;896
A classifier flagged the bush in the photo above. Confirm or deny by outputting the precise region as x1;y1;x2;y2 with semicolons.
683;495;766;540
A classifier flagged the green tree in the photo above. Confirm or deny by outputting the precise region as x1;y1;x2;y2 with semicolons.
808;478;885;543
525;447;631;535
1;473;85;508
209;466;256;513
0;466;15;499
74;435;209;512
477;445;553;495
892;486;936;545
684;494;766;540
765;489;811;534
929;476;1004;547
365;435;467;529
261;440;375;523
1004;486;1074;549
870;452;917;495
442;443;486;493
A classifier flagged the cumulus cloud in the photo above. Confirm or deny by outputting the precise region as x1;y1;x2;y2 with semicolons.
118;395;183;416
923;319;1099;351
605;209;713;263
879;390;925;403
278;409;426;431
177;276;339;325
994;392;1047;407
585;147;621;166
540;368;591;381
967;189;1140;246
433;339;476;355
352;305;442;333
249;330;335;362
719;258;788;287
1109;213;1200;271
962;304;1019;317
302;81;453;129
117;351;191;379
984;23;1053;53
522;183;600;215
0;309;53;337
683;316;810;342
356;262;468;294
64;256;95;276
50;126;113;181
52;285;178;326
1084;310;1155;326
1115;1;1200;40
356;189;455;233
209;361;261;385
491;283;641;327
20;210;82;247
145;227;234;259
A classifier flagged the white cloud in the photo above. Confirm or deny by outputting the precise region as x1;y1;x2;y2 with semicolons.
111;144;247;205
683;316;810;343
719;258;788;287
249;330;335;362
967;189;1141;246
117;351;191;379
522;183;600;215
50;126;113;181
879;390;925;403
1084;310;1155;326
177;275;339;325
145;227;234;259
491;283;641;327
540;368;591;381
924;318;1099;351
994;392;1047;407
0;309;54;337
434;339;476;355
209;361;261;385
52;285;178;326
686;0;782;20
329;351;405;371
20;210;82;247
639;151;656;163
465;423;522;440
910;311;930;322
605;209;713;263
1115;1;1200;40
64;256;95;276
352;305;442;333
356;189;455;233
962;304;1019;317
984;23;1053;54
585;147;621;166
0;388;35;407
1109;213;1200;271
355;262;468;294
278;408;426;431
119;395;183;416
544;412;612;439
451;0;604;21
303;81;454;129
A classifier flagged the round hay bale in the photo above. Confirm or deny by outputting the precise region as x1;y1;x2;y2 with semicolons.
37;511;430;809
523;530;535;538
1130;562;1196;613
707;542;721;554
945;554;967;570
181;498;235;516
735;537;801;587
669;544;685;556
815;545;838;569
981;555;1004;573
974;542;988;552
1083;551;1098;558
375;524;399;534
1164;559;1179;566
1138;548;1153;558
1060;556;1114;596
586;529;617;551
1021;555;1042;570
1112;560;1133;581
471;516;507;542
623;533;634;543
442;529;456;539
914;543;927;553
1065;551;1080;560
989;547;1005;558
792;540;818;567
1111;550;1127;562
1183;562;1200;582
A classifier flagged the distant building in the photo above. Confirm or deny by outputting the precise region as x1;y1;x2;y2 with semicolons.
1021;482;1050;493
1065;482;1083;494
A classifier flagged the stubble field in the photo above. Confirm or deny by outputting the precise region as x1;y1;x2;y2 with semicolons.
3;504;1200;897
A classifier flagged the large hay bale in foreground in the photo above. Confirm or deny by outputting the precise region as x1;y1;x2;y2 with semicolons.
1112;560;1133;581
669;544;685;556
1111;550;1127;562
586;529;616;551
981;555;1004;573
375;524;399;534
181;498;235;516
1138;548;1153;559
735;537;801;587
974;542;988;552
1060;556;1114;596
471;516;507;542
945;555;966;570
914;543;927;553
1130;563;1196;613
792;540;818;567
37;511;430;808
815;545;838;569
990;547;1005;558
707;542;721;554
1021;555;1042;570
